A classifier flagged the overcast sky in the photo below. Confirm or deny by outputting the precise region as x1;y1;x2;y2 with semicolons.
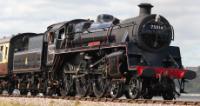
0;0;199;67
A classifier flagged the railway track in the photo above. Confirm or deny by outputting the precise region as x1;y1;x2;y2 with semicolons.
0;95;199;106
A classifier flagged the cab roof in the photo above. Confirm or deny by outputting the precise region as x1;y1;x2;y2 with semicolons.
46;19;87;33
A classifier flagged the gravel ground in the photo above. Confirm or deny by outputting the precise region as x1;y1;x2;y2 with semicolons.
0;97;197;106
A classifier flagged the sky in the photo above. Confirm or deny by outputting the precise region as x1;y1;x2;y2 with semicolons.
0;0;199;67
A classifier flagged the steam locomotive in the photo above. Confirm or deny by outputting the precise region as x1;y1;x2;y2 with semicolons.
0;3;196;100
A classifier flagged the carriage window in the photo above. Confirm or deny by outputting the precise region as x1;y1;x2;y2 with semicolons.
0;46;3;51
5;47;8;59
28;35;43;50
0;51;2;62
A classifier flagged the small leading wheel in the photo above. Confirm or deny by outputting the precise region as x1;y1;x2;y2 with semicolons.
75;75;90;97
125;78;141;99
93;75;108;98
60;63;76;96
110;81;123;98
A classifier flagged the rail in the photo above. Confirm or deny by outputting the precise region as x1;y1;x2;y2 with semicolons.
0;95;199;106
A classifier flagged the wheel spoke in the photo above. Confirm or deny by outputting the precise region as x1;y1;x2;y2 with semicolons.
60;63;75;96
76;76;90;97
93;76;108;98
110;81;123;98
125;79;141;99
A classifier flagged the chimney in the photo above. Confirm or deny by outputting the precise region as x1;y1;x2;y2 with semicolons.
138;3;153;16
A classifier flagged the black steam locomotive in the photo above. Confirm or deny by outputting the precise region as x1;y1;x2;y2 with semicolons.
0;3;196;100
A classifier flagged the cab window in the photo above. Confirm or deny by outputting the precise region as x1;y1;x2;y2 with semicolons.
58;28;65;40
47;32;55;45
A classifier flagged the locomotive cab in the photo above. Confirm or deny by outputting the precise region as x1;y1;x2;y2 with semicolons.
46;19;93;49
